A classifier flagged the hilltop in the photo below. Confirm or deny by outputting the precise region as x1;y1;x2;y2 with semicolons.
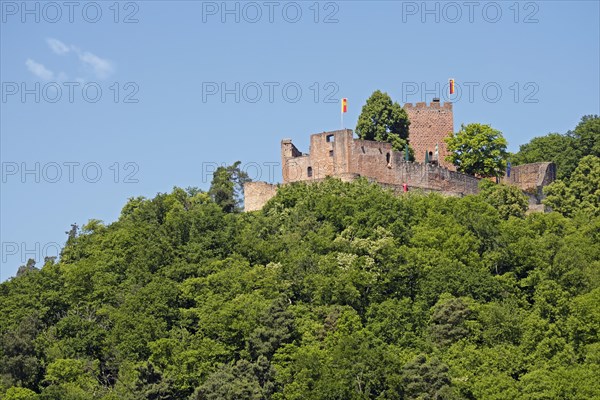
1;177;599;399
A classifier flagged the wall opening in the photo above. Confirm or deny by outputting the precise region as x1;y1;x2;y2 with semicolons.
329;150;334;157
326;134;335;143
386;153;391;164
307;167;313;177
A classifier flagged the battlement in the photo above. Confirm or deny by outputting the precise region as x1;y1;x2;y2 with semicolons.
243;102;555;211
279;129;479;196
245;127;481;211
404;101;453;111
244;127;556;211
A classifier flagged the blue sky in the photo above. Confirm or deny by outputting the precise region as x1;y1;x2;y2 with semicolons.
1;0;599;280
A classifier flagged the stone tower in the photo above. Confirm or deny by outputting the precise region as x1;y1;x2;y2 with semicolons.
404;100;454;169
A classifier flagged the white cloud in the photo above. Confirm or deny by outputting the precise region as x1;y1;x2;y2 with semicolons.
29;39;115;80
46;38;70;55
56;71;69;81
25;59;54;80
78;51;114;79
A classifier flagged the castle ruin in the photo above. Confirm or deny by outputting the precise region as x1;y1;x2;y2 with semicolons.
244;101;556;212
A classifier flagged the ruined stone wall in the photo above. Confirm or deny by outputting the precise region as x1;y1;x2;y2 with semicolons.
280;129;479;197
351;147;479;195
245;122;556;211
350;138;396;183
282;130;353;183
502;162;556;204
243;181;278;212
404;101;454;169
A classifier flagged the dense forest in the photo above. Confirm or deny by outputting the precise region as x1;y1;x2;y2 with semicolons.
1;116;599;399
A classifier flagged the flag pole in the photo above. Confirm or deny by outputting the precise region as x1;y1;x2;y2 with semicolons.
341;98;344;129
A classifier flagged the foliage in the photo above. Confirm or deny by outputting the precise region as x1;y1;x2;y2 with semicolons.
510;133;579;180
445;123;508;177
401;355;455;399
479;180;529;219
512;115;599;180
1;172;599;398
355;90;413;156
209;161;251;212
544;155;600;217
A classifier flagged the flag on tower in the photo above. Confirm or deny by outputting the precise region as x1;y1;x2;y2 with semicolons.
341;98;348;113
449;79;455;95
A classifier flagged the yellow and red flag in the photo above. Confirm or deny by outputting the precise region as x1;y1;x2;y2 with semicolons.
341;98;348;113
449;79;455;95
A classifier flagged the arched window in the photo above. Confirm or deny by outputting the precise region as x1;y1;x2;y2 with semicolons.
386;153;391;164
307;167;313;177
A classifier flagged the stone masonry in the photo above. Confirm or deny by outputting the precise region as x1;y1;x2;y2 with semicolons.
280;129;479;194
244;181;279;212
243;101;556;211
502;162;557;210
404;100;454;168
244;128;481;211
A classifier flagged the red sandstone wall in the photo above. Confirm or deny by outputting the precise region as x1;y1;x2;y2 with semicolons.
280;128;479;196
247;124;556;212
502;162;556;200
244;181;278;212
404;101;454;169
283;130;353;183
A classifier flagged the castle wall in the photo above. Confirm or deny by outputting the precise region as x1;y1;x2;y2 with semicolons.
245;113;556;211
502;162;556;203
350;138;396;183
283;130;353;183
281;129;480;197
404;101;454;169
243;181;278;212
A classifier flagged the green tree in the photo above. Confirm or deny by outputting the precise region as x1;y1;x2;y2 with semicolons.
401;355;455;399
355;90;412;154
511;115;599;180
0;315;43;390
2;179;600;399
192;359;272;400
16;259;39;277
544;155;600;216
479;180;529;219
571;115;600;160
3;387;39;400
41;358;103;399
209;161;251;213
445;123;508;177
510;133;579;180
428;295;473;347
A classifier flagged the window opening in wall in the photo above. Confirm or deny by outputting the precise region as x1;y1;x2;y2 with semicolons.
326;134;335;142
329;150;334;157
307;167;313;177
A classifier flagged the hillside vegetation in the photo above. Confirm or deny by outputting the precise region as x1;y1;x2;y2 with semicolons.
1;115;599;399
2;177;600;399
